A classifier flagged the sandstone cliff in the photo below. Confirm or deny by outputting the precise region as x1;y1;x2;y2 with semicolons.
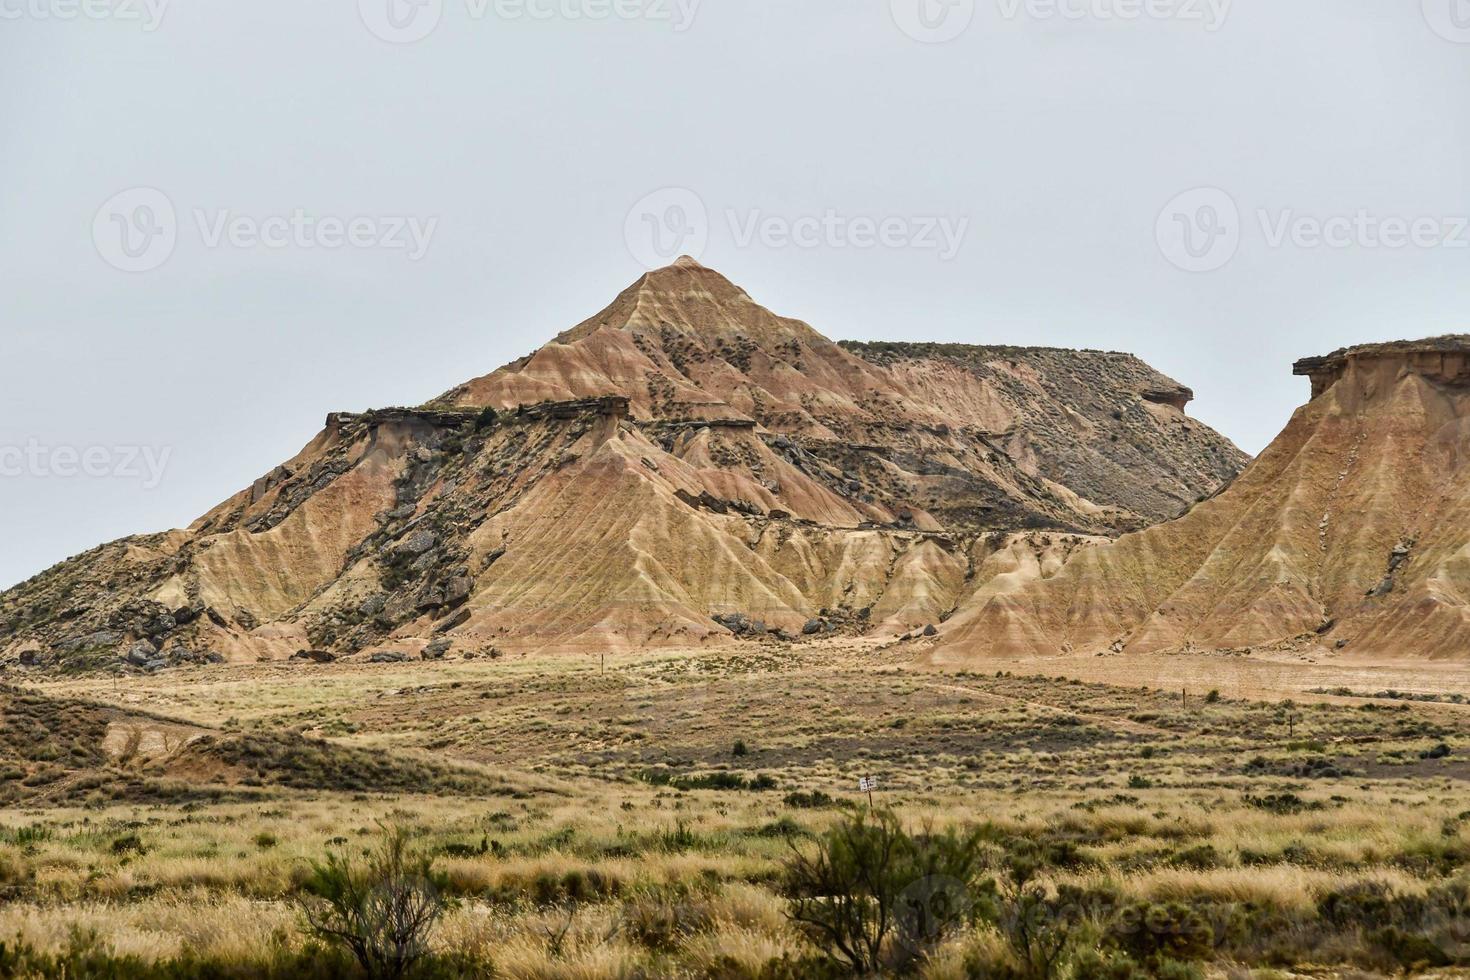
935;336;1470;660
0;260;1245;667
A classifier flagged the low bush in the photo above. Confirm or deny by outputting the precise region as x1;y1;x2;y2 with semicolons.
298;826;448;980
782;809;986;974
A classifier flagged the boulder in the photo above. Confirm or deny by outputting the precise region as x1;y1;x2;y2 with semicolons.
171;605;204;626
435;608;471;633
53;630;123;652
370;651;412;664
142;613;177;638
714;612;751;634
124;640;160;667
443;575;473;608
422;638;451;660
922;625;938;637
399;529;438;556
802;619;827;636
292;649;337;664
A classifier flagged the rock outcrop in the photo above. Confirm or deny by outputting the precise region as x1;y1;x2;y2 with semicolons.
936;336;1470;660
0;260;1246;665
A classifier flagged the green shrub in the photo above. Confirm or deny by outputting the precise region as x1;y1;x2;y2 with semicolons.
782;810;985;975
1244;793;1319;815
111;833;147;856
1166;845;1222;871
986;858;1088;980
1108;902;1214;964
784;790;839;810
298;826;447;980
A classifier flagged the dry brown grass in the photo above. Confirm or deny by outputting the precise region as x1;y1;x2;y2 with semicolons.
3;643;1469;976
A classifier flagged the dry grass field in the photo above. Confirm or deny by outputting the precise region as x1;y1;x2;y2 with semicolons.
3;641;1470;978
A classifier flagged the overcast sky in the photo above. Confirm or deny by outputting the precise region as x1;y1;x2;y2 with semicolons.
2;1;1469;589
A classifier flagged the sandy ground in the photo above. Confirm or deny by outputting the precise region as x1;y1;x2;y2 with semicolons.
929;648;1470;707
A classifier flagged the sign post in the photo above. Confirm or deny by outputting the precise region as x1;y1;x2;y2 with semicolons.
859;775;877;810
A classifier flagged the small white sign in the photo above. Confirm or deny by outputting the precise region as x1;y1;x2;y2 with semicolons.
859;776;877;793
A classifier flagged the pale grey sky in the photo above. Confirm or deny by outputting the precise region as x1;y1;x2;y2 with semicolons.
3;1;1469;588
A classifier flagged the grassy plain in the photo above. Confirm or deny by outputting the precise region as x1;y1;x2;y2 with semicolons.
3;641;1470;977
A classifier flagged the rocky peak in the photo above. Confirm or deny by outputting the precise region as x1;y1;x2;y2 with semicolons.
3;261;1249;669
553;257;822;348
1294;335;1470;399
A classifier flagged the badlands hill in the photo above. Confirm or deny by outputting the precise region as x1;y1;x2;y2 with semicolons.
937;337;1470;660
0;259;1245;668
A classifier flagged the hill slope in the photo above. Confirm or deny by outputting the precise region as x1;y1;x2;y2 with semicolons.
0;260;1245;666
935;337;1470;660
